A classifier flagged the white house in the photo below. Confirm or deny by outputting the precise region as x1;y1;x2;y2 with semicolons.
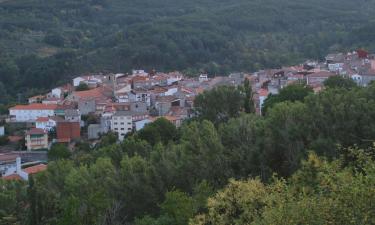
73;76;86;87
165;86;178;96
1;156;47;181
328;63;344;73
167;72;183;85
351;74;363;86
35;116;63;131
9;104;58;122
111;111;133;141
51;88;63;98
129;90;151;107
199;74;209;82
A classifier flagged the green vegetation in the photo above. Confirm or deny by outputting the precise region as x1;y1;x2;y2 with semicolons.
2;82;375;224
262;84;313;115
1;0;375;104
75;83;90;92
192;150;375;225
323;75;357;89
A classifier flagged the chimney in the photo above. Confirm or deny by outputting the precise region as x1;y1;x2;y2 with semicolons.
16;157;21;174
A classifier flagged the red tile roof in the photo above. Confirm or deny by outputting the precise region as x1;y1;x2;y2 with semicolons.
36;117;49;122
10;103;58;110
26;128;47;135
73;88;105;99
23;164;47;175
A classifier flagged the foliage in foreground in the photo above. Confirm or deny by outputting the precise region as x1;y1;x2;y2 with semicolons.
192;150;375;225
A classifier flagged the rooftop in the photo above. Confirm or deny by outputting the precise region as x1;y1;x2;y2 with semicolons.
10;103;58;111
26;128;47;135
23;164;47;175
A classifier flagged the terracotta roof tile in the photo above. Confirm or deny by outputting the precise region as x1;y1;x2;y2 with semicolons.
23;164;47;174
26;128;47;135
10;104;58;110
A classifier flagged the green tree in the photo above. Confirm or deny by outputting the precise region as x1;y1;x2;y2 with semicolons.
138;117;178;146
48;144;72;161
323;75;357;89
262;84;313;115
243;78;255;113
194;86;244;124
75;83;90;91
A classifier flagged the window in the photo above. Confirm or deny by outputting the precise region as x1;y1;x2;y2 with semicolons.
121;128;124;130
128;128;132;131
114;128;118;131
128;122;131;125
120;122;124;125
114;122;118;125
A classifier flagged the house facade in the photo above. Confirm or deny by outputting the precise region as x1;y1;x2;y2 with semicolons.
9;104;58;122
111;111;133;141
25;128;49;151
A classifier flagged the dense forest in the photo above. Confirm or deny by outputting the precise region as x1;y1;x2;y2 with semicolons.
2;78;375;224
1;0;375;103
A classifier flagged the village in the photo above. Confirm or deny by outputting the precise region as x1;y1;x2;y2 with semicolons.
1;49;375;180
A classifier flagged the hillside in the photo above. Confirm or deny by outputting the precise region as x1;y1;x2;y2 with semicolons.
0;0;375;102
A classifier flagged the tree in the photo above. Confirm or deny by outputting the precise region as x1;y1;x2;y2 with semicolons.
262;84;313;115
75;83;90;91
194;86;244;124
243;78;255;113
192;150;375;225
323;75;357;89
48;144;71;161
138;118;178;146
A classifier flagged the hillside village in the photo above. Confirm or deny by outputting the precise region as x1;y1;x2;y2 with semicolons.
1;49;375;180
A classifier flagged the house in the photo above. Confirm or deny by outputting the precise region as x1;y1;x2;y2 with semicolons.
78;98;96;115
35;116;62;131
28;95;45;104
152;74;169;87
56;121;80;143
351;74;363;85
154;96;181;116
111;111;133;141
132;76;153;89
129;89;151;107
358;60;375;86
258;88;269;115
114;84;132;103
167;72;183;85
73;76;86;87
132;70;148;76
1;157;47;181
9;104;58;122
199;74;209;82
0;126;4;136
42;97;61;105
306;71;336;86
51;88;63;98
64;109;82;126
25;128;49;151
88;124;104;140
0;154;19;177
